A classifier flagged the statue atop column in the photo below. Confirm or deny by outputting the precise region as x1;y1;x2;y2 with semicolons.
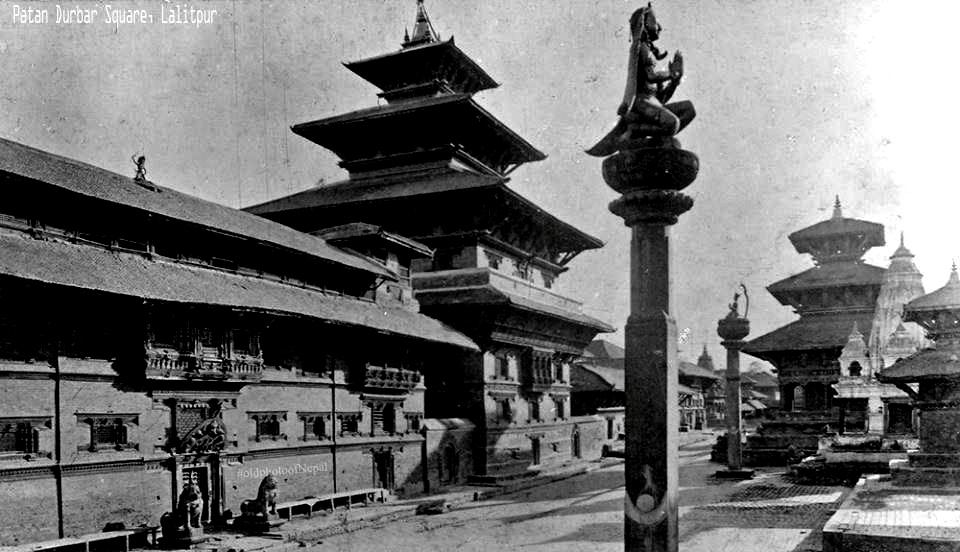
587;3;696;157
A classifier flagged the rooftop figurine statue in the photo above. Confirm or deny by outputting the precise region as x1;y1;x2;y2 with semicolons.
587;3;696;157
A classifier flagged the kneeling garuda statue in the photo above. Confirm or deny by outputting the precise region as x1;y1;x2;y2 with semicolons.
587;3;696;157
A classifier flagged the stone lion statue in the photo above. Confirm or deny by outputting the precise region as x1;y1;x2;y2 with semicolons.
240;474;278;518
178;482;204;528
160;482;204;542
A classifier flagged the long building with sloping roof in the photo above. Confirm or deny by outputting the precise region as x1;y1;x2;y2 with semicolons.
0;132;483;544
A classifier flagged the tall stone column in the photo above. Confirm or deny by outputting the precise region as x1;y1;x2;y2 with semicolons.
606;147;697;552
716;307;753;478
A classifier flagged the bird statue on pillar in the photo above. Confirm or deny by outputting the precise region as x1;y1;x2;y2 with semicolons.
587;3;696;157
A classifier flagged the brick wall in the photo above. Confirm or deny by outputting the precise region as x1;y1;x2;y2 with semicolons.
0;477;59;545
60;468;169;538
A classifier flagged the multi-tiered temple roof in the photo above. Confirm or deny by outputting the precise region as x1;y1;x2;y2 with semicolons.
745;199;886;358
249;0;601;267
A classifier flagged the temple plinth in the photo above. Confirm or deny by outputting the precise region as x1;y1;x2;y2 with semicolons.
716;308;754;479
605;146;696;552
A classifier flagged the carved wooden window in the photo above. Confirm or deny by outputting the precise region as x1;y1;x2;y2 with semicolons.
197;327;222;358
528;397;540;422
338;412;362;436
495;354;510;380
553;360;564;383
79;415;137;452
553;397;566;420
298;412;331;441
404;412;422;433
231;329;259;357
498;399;513;423
485;251;502;270
543;273;555;289
175;403;208;443
370;402;396;435
0;417;48;454
248;412;286;441
514;261;532;282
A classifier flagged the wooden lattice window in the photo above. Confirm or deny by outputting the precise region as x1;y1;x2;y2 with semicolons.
79;415;137;452
499;399;513;423
370;402;397;435
0;418;48;455
404;412;423;433
528;397;540;422
298;412;331;441
495;354;510;380
553;397;566;420
248;412;286;441
338;412;362;436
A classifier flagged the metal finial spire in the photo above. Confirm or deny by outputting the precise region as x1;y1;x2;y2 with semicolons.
403;0;439;47
832;195;843;219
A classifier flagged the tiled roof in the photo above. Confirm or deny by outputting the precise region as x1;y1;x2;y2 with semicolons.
789;217;884;247
768;262;886;294
0;137;390;278
679;360;721;380
905;268;960;311
0;233;478;351
744;311;877;355
246;168;604;254
574;363;624;391
585;339;625;360
878;348;960;382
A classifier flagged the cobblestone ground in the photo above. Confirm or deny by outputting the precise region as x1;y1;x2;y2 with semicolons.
678;460;849;552
308;439;851;552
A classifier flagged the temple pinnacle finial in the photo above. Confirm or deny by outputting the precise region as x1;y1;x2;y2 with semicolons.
403;0;439;48
832;195;842;219
951;260;959;284
900;231;904;248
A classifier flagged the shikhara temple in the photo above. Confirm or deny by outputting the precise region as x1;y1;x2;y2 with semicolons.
0;2;611;545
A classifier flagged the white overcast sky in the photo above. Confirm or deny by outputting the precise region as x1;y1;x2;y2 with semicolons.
1;0;958;363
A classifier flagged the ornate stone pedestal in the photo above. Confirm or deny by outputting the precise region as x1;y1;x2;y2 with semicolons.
605;146;696;552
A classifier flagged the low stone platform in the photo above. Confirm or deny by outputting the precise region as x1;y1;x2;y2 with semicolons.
822;474;960;551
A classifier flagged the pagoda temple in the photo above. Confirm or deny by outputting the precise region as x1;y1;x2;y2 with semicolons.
744;198;887;416
247;1;612;481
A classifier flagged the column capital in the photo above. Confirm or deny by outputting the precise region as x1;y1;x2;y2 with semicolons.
603;147;698;227
610;190;694;226
717;317;750;342
720;339;747;350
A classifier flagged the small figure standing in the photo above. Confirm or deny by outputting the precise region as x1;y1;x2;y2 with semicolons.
132;154;147;182
587;3;696;157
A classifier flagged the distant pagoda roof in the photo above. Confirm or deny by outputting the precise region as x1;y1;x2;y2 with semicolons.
768;262;886;295
291;94;545;177
878;348;960;382
880;266;960;382
788;197;885;264
679;360;720;381
905;265;960;312
744;310;877;356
